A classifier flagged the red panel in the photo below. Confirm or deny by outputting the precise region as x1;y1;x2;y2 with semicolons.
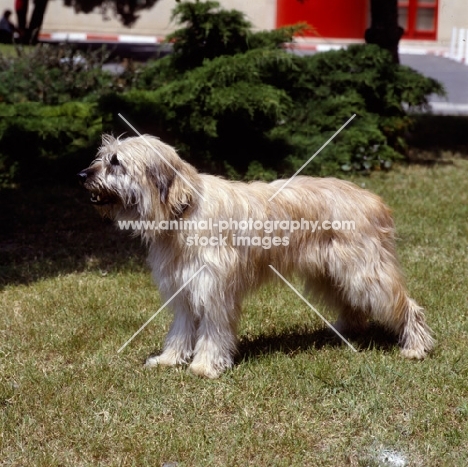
399;0;438;40
276;0;368;39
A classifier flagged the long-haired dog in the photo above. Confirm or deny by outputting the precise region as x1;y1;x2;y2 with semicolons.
78;134;434;378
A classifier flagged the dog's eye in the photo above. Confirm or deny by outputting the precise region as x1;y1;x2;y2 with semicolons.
110;154;120;166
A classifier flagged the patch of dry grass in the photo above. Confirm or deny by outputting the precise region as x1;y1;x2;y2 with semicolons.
1;162;467;466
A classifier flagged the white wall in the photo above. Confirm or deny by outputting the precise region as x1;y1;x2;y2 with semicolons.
438;0;468;45
0;0;276;37
0;0;466;45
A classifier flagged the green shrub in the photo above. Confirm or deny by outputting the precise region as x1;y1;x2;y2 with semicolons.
0;102;101;187
167;0;252;72
0;44;122;105
165;0;304;74
122;1;442;179
266;44;444;175
100;48;295;172
0;1;446;186
0;44;129;186
103;40;444;178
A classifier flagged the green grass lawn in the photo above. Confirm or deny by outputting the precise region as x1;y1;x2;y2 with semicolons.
1;161;467;466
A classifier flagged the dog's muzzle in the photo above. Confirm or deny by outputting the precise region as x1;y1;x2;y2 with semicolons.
77;170;88;183
77;169;113;205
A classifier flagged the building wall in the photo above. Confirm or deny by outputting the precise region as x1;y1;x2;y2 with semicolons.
437;1;468;46
0;0;466;47
0;0;276;37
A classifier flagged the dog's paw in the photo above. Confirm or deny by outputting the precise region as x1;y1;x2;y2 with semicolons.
400;347;427;360
145;354;179;368
189;362;222;379
144;356;164;368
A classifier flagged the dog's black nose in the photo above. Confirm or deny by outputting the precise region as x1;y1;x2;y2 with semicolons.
77;171;88;182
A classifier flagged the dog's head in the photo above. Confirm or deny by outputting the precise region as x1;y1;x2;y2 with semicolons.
78;134;199;222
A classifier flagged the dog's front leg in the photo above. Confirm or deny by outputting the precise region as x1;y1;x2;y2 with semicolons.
145;295;197;368
189;303;240;379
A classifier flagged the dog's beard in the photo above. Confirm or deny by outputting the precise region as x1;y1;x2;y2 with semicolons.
82;170;154;221
88;187;117;206
81;177;121;218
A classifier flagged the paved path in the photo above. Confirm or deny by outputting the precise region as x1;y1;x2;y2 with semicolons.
400;54;468;115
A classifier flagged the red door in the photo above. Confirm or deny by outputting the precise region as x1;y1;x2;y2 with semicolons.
398;0;438;39
276;0;368;39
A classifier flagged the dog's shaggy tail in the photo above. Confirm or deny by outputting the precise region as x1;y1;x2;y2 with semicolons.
398;297;435;359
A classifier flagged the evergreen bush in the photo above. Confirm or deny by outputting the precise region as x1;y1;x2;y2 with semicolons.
0;44;128;187
0;102;101;187
0;44;119;105
103;0;444;179
0;0;446;186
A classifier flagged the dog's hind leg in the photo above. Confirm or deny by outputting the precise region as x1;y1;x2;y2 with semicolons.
350;276;434;359
145;294;197;368
328;244;434;359
394;294;435;360
304;276;369;335
333;306;370;336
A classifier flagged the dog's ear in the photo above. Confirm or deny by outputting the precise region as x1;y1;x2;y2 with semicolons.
146;165;193;217
166;172;193;217
146;166;173;205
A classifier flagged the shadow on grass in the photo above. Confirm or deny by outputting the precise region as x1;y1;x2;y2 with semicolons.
237;322;398;362
0;181;147;289
407;115;468;163
410;115;468;150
